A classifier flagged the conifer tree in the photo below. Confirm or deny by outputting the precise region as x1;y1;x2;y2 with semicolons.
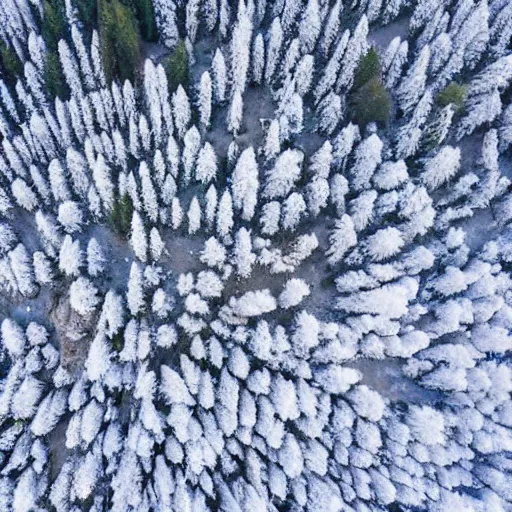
211;49;227;103
131;210;148;263
199;71;212;128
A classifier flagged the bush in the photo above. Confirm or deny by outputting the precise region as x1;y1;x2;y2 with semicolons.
109;193;134;237
353;48;381;90
351;77;391;127
163;41;189;93
42;0;67;51
98;0;141;83
436;82;466;110
45;51;69;100
0;43;22;83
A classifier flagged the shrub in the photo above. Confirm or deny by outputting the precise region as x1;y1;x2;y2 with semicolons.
436;82;466;110
353;48;381;90
98;0;141;83
109;193;134;237
0;43;22;83
351;77;391;127
45;51;69;100
164;41;189;93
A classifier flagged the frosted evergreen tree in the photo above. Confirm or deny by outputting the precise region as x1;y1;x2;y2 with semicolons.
196;142;217;184
252;34;265;84
127;262;145;317
153;0;179;49
182;126;201;185
139;162;159;223
317;92;343;135
217;190;234;240
188;196;202;235
227;89;243;134
69;277;99;316
131;211;148;263
396;46;430;115
320;0;343;57
336;16;369;91
234;227;256;278
211;49;227;103
87;237;105;277
173;85;191;139
205;184;218;229
232;147;259;221
298;0;321;54
199;71;212;128
282;192;307;230
263;149;304;199
265;18;284;85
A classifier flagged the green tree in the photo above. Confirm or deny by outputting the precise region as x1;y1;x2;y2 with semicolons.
436;82;466;110
44;51;69;100
42;0;67;51
0;43;23;84
353;48;381;90
109;193;134;237
75;0;98;27
163;41;189;93
98;0;141;83
351;77;391;127
132;0;158;42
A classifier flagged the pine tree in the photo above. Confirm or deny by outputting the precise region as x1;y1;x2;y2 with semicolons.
93;154;114;212
216;190;234;240
211;49;227;103
173;85;191;139
227;89;243;134
153;0;179;49
265;18;283;85
187;196;202;235
282;192;307;231
230;1;252;93
199;71;212;128
87;237;105;277
130;211;148;263
349;133;383;191
263;119;280;161
139;162;159;223
59;235;83;277
298;0;320;54
396;46;430;115
234;227;256;278
58;39;82;97
295;55;314;96
69;277;100;316
263;149;304;199
326;215;358;265
317;92;343;136
232;147;259;221
196;142;217;184
320;0;343;57
127;262;145;316
171;197;183;229
182;126;201;185
336;16;369;91
58;201;83;233
252;34;264;85
260;201;281;235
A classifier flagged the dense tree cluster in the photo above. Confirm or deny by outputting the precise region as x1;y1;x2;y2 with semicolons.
0;0;511;510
